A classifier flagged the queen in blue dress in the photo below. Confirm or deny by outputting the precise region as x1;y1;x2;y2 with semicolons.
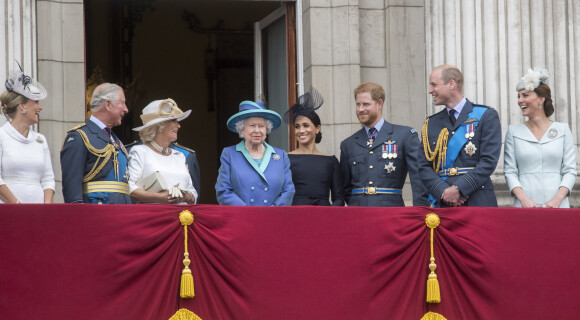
285;88;345;206
215;101;295;206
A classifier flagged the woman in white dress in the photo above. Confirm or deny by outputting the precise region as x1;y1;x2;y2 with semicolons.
0;67;55;204
504;68;577;208
128;99;197;204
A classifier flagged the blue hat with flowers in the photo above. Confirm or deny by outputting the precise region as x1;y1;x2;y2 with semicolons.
226;101;282;132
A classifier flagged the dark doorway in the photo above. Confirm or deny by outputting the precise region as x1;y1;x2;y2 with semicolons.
84;0;289;203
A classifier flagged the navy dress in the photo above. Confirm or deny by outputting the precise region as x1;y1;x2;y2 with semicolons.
288;154;345;206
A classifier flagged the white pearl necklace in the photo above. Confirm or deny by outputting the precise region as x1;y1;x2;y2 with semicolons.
150;141;170;155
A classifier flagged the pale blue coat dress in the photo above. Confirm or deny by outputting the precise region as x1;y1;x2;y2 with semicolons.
216;141;295;206
504;122;577;207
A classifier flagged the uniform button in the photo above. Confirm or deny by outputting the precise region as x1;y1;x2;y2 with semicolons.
369;181;374;185
353;161;356;165
481;186;485;189
251;187;255;191
264;187;268;192
369;165;373;169
250;198;254;203
451;131;455;135
370;151;374;154
264;200;268;204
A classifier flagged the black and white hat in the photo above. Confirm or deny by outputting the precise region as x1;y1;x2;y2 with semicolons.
4;64;47;100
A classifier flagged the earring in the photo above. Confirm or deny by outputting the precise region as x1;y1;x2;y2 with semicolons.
20;109;27;114
539;103;543;110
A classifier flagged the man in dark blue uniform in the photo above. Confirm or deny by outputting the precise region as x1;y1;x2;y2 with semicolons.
340;82;428;207
419;65;501;207
60;83;131;204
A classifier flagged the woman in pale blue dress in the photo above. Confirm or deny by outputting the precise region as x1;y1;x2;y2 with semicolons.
504;68;576;208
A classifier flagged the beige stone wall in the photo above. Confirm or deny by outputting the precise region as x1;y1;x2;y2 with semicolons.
302;0;428;205
425;0;580;206
36;0;85;203
303;0;580;206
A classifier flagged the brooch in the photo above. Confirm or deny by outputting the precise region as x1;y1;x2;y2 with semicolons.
464;141;477;157
272;154;280;161
385;162;396;173
36;136;43;143
548;128;558;139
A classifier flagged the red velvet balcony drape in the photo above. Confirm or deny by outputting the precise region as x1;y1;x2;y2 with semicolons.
1;204;579;320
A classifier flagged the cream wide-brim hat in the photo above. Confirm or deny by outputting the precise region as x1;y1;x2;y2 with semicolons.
133;98;191;131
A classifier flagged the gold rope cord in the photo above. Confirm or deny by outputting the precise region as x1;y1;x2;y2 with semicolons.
179;210;195;298
421;119;449;173
425;213;441;303
75;129;117;182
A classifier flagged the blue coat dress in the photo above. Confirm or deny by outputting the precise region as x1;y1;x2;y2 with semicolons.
215;141;295;206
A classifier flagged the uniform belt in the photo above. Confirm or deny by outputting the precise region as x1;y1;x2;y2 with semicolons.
351;187;402;195
82;181;130;195
438;167;475;177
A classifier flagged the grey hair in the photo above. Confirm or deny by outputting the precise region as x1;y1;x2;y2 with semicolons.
235;118;273;138
138;122;168;143
90;83;123;111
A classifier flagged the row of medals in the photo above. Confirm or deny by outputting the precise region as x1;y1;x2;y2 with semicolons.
368;137;397;173
463;124;477;157
109;135;130;181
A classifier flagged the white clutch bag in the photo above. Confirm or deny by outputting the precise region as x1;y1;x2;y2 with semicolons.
136;171;168;192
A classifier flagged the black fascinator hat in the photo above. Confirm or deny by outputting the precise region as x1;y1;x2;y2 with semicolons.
284;87;324;124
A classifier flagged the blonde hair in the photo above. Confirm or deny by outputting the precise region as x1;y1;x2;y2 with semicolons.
138;122;168;143
0;91;28;121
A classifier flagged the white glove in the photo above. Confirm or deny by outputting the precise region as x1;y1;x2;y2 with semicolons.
169;183;183;199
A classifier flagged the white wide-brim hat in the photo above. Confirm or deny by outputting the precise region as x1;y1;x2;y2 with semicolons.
4;69;47;100
133;98;191;131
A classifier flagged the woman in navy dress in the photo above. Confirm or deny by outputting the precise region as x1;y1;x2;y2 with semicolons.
285;88;345;206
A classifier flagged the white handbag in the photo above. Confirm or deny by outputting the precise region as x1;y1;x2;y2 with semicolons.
136;171;168;192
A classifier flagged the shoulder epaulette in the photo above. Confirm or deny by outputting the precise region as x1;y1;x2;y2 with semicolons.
67;123;85;132
173;142;196;153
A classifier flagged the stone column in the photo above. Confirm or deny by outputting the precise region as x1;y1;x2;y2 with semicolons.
426;0;580;206
37;0;85;203
0;0;39;127
301;0;427;205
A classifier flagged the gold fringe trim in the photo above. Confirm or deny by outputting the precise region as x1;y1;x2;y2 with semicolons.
422;118;449;173
420;312;447;320
169;308;203;320
425;213;441;303
75;129;118;182
179;210;195;298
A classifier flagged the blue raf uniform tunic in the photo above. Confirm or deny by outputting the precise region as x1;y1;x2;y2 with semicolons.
215;141;295;206
340;119;428;207
418;99;502;207
60;118;132;204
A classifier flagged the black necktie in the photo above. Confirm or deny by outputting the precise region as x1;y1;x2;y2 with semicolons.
449;109;456;126
368;127;377;138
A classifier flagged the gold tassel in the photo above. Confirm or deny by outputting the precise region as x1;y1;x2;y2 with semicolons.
425;213;441;303
169;308;203;320
179;210;195;298
420;311;447;320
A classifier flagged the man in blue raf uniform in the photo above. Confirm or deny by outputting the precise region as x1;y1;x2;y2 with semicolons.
60;83;132;204
340;82;428;207
419;65;501;207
